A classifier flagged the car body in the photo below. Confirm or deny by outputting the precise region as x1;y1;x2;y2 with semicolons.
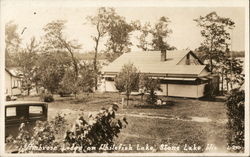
5;101;48;138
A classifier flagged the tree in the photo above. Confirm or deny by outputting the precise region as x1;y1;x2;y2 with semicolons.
58;68;76;96
194;12;235;72
136;22;152;51
105;13;134;61
16;37;39;95
40;20;81;94
151;16;174;51
139;75;161;105
77;63;95;94
87;7;114;90
226;88;244;152
136;17;175;51
58;62;95;98
5;21;22;67
43;20;81;85
38;52;71;94
114;63;139;106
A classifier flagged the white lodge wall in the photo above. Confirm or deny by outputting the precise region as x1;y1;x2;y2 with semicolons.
197;84;206;98
105;80;118;92
168;84;198;98
154;83;207;98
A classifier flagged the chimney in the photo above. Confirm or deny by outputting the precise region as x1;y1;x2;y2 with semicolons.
161;49;166;61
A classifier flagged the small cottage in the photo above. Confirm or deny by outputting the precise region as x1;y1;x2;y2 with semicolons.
5;68;22;97
101;50;219;98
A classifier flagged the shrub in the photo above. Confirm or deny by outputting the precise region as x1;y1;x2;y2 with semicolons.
146;90;158;105
63;104;128;153
43;94;54;102
225;88;244;152
203;83;216;100
140;77;161;105
114;63;140;106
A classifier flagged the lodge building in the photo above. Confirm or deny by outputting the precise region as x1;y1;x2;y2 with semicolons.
101;50;219;98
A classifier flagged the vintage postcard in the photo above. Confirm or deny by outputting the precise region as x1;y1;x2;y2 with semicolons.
0;0;249;156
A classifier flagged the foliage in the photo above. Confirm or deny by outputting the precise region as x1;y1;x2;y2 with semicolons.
115;63;139;105
58;68;76;96
225;88;244;152
146;91;158;105
7;105;127;153
57;61;95;97
37;52;70;94
203;83;216;100
52;113;68;135
41;20;81;93
136;17;176;51
151;16;174;51
222;57;244;87
77;63;95;93
194;12;235;72
139;75;161;105
11;115;66;153
42;94;54;102
136;22;152;51
104;10;134;61
5;21;22;67
16;37;40;95
63;104;127;153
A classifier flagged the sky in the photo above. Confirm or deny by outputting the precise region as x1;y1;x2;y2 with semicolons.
1;0;246;53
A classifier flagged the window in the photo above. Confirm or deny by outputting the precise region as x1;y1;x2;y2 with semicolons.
29;106;43;115
6;107;16;117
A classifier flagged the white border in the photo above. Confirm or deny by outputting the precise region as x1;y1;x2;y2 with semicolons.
0;0;249;156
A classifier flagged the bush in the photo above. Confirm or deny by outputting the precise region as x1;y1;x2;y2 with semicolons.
203;83;216;100
225;88;244;152
146;91;158;105
43;94;54;102
63;104;128;153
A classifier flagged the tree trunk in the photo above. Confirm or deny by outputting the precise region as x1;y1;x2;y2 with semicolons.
230;81;233;90
93;38;99;91
210;38;214;72
127;93;129;106
35;82;39;94
226;74;229;92
209;53;213;72
221;72;224;95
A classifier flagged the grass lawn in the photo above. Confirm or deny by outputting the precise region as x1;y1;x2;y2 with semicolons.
18;92;228;153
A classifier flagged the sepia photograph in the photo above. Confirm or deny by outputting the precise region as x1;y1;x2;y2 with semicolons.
0;0;249;156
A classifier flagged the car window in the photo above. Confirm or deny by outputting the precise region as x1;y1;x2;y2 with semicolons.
6;107;17;117
29;106;43;115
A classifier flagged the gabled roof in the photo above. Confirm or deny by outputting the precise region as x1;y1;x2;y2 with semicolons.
5;68;22;78
102;50;208;76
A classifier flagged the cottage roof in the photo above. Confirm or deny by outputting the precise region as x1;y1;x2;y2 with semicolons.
102;50;208;76
5;68;22;78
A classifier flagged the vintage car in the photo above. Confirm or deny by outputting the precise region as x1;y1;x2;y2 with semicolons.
5;101;48;138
